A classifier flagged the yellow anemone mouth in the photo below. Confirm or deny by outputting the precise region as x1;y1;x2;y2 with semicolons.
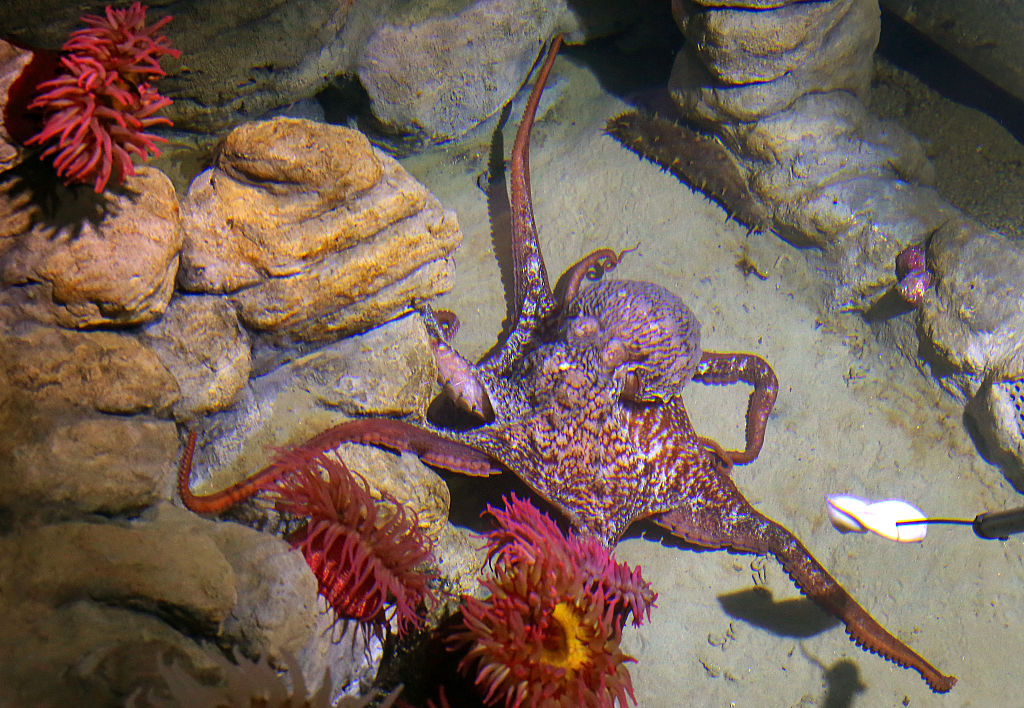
540;601;590;672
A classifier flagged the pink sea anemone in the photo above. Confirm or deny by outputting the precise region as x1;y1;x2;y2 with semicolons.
271;449;436;638
448;495;656;708
24;2;179;192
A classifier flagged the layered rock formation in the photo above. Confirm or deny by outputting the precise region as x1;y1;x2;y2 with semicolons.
665;0;1024;485
0;104;466;702
179;118;460;342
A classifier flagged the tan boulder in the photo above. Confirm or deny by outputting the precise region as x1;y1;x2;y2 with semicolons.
0;166;182;328
0;310;179;416
140;294;253;419
0;411;179;516
0;517;238;632
180;117;460;341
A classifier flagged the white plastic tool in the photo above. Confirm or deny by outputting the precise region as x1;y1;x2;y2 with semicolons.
825;494;928;543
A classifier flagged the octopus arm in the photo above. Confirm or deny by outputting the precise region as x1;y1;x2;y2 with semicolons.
480;35;562;374
652;481;956;693
693;351;779;464
178;420;501;516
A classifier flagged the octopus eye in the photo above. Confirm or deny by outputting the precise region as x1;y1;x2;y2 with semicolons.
601;338;627;369
568;315;599;340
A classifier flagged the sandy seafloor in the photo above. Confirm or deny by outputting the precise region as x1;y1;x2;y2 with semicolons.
398;50;1024;708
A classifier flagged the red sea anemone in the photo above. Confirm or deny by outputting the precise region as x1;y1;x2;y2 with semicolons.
24;2;179;192
448;495;656;708
271;449;436;638
177;431;436;639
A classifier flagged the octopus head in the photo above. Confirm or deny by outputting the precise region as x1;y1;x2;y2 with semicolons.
569;280;703;404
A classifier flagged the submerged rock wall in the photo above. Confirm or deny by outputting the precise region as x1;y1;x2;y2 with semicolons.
668;0;1024;486
0;0;659;145
0;106;462;703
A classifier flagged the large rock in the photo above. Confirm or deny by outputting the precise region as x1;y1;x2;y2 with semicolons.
0;287;180;415
0;410;179;517
180;118;461;342
921;218;1024;387
358;0;557;145
0;516;238;632
140;295;253;420
0;600;219;706
0;166;182;328
0;504;345;705
145;505;320;663
185;314;450;540
662;0;1024;485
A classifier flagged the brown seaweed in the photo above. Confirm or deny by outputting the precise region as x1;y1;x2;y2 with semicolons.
605;110;770;233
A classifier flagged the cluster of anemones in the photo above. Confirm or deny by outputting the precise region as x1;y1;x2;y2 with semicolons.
270;448;435;638
24;2;179;192
448;494;656;708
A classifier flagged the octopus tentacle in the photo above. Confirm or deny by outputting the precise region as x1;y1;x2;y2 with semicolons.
422;305;493;420
177;419;502;516
654;490;956;693
555;245;638;311
177;430;284;515
480;34;563;375
693;351;778;464
507;34;561;317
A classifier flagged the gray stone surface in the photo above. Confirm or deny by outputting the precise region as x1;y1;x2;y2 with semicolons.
921;218;1024;389
358;0;555;145
141;295;252;420
882;0;1024;104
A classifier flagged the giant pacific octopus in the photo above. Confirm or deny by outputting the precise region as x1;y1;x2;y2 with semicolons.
179;36;956;693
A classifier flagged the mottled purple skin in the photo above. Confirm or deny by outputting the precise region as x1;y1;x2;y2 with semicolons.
896;244;927;279
898;270;933;306
568;279;702;403
895;244;933;305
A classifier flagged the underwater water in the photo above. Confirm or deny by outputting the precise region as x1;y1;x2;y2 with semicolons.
6;7;1023;704
400;48;1024;707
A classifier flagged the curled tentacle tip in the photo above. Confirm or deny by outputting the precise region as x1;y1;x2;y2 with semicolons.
825;494;928;543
